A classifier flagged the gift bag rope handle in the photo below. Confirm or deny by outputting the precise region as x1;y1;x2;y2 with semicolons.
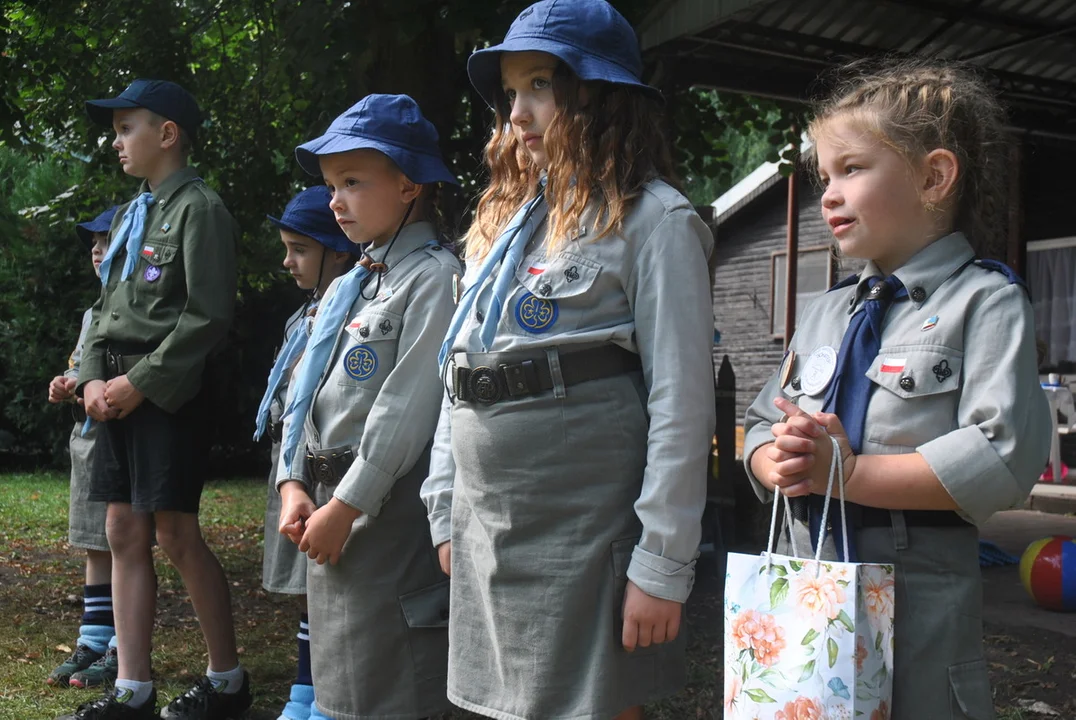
764;435;849;573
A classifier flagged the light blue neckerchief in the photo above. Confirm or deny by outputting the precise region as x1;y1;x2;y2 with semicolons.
437;187;547;371
252;302;318;442
98;192;155;285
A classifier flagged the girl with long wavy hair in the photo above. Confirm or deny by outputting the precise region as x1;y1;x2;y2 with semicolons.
423;1;715;718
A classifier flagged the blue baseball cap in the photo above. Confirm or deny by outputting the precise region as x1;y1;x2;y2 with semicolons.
267;186;356;254
467;0;662;109
75;205;120;249
295;94;458;186
86;79;202;143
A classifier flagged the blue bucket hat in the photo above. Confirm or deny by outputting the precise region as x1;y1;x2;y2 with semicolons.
295;94;458;186
75;205;120;249
267;186;355;254
86;79;202;143
467;0;662;109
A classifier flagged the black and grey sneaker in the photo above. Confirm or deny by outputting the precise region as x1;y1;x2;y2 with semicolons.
70;646;119;688
159;672;252;720
48;644;105;686
55;688;158;719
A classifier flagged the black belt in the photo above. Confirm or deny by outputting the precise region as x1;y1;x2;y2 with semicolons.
452;345;642;405
859;507;970;528
106;348;149;375
305;445;355;487
269;420;283;443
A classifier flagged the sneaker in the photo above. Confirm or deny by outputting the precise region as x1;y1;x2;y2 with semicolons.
160;672;252;720
55;688;158;719
49;644;105;686
71;647;120;688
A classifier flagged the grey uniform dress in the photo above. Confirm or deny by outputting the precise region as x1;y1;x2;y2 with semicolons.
743;232;1052;720
422;180;715;720
67;307;107;551
262;305;310;595
276;222;459;720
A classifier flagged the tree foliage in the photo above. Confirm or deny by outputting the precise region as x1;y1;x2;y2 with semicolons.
0;0;795;468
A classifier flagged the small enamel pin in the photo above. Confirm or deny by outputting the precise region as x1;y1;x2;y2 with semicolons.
921;315;938;332
161;223;171;233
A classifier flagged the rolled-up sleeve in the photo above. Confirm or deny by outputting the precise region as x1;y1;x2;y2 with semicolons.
917;284;1052;525
743;370;786;503
332;263;456;516
624;209;714;603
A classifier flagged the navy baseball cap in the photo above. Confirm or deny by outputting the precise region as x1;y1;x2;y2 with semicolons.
295;94;458;186
468;0;662;109
85;79;202;143
268;186;356;254
75;205;120;249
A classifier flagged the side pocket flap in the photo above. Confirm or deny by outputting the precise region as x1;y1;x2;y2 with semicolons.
867;346;963;399
948;658;994;720
399;579;450;629
143;242;179;266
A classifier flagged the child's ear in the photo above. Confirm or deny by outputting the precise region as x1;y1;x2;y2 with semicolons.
920;148;959;206
399;175;422;205
159;120;181;151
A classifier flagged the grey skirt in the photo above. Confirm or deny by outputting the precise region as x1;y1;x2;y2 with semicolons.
308;448;451;720
68;421;108;551
447;371;686;720
262;439;308;595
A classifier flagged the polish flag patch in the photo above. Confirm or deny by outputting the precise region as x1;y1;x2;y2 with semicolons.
348;316;363;330
880;357;906;373
526;262;548;275
141;246;155;257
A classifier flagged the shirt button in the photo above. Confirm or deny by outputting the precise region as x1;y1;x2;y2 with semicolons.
900;376;915;391
431;245;441;251
110;311;120;320
790;376;801;391
476;310;485;323
539;283;553;297
911;286;927;303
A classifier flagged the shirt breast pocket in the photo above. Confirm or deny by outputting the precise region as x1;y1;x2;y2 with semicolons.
865;345;963;448
136;241;180;295
503;251;601;337
334;308;402;391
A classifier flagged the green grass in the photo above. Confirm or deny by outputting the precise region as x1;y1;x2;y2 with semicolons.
0;473;302;720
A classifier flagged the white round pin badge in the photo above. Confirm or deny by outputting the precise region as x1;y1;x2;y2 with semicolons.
800;345;838;396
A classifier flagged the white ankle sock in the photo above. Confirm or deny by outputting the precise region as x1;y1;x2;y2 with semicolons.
206;664;244;694
113;678;153;708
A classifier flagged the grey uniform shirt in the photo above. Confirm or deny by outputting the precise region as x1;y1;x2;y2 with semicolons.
276;221;461;517
744;232;1052;525
422;179;716;603
269;305;309;431
66;308;95;380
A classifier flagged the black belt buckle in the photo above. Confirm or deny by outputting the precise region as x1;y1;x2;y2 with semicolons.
467;366;502;405
269;421;283;443
305;447;355;486
106;349;120;375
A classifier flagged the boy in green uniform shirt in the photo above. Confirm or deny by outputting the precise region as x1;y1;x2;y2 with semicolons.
60;79;251;720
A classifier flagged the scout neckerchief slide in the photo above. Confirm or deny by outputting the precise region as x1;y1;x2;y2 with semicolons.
82;193;156;437
723;437;895;718
437;184;547;372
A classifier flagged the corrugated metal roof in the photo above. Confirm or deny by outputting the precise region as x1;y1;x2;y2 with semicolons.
641;0;1076;131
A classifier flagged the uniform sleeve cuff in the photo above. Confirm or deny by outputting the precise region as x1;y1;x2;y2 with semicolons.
626;546;696;603
334;457;397;517
76;355;107;393
917;425;1024;526
428;508;452;548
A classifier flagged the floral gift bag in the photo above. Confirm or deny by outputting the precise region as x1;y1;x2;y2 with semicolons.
724;439;894;720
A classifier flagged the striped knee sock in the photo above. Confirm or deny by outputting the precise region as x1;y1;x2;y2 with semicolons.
297;613;312;686
76;584;115;654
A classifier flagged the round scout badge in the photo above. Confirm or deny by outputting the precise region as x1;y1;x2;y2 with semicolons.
800;345;837;396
